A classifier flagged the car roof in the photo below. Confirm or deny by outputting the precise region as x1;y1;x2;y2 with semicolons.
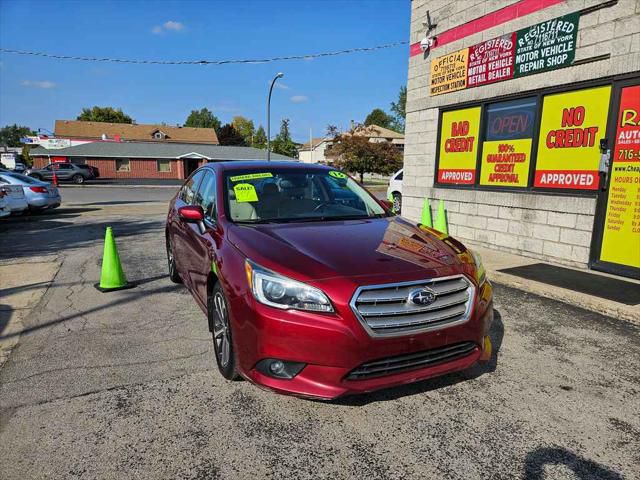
210;161;335;173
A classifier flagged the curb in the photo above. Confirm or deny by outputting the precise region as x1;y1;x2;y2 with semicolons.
489;270;640;325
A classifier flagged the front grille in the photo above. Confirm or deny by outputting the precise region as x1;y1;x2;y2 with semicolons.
350;275;474;337
346;342;478;380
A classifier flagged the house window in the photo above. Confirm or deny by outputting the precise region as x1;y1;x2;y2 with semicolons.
116;158;130;172
157;159;171;172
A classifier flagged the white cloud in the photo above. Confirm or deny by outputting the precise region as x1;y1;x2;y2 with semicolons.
152;20;185;34
21;80;56;89
290;95;308;103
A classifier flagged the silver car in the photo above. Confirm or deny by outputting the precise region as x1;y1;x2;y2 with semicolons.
0;171;61;211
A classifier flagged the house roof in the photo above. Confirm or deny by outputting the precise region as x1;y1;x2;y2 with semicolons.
55;120;219;144
350;124;404;140
29;142;295;161
298;137;330;151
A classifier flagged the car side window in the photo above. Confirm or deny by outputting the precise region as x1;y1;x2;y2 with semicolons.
396;171;403;181
180;170;205;204
195;171;217;222
44;165;52;171
58;164;72;170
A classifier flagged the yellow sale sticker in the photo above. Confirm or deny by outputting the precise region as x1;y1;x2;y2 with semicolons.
233;183;258;202
535;86;611;190
437;106;481;184
229;172;273;182
328;171;347;179
480;139;532;187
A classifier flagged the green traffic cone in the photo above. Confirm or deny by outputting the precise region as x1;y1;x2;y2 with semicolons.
420;198;432;228
387;190;397;213
435;200;448;234
95;227;134;292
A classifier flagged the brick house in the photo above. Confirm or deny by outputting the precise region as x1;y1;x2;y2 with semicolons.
29;142;294;180
404;0;639;279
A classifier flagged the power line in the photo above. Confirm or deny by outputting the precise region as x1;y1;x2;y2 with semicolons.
0;41;409;66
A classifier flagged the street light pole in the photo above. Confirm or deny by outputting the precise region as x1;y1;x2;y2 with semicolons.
267;72;284;161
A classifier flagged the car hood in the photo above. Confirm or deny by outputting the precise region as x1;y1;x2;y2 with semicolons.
227;216;471;282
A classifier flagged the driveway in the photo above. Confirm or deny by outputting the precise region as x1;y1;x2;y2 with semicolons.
0;187;637;479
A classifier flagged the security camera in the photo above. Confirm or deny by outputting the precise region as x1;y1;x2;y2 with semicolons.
420;36;437;53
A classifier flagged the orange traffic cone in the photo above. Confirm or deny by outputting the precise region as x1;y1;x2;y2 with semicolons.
52;170;59;187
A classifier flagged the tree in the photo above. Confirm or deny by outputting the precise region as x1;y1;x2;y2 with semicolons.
77;106;133;124
253;125;267;149
330;134;402;183
364;108;395;130
326;124;339;137
217;123;245;146
232;116;255;145
184;108;221;133
390;85;407;132
271;119;298;158
21;144;32;167
0;124;35;147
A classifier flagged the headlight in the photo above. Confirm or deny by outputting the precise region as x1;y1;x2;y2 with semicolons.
470;250;487;286
245;260;334;313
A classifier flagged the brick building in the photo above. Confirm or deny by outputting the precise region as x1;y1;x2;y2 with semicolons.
404;0;639;279
29;142;294;180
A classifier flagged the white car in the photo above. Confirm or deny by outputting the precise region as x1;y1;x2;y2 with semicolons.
0;184;28;214
386;169;403;213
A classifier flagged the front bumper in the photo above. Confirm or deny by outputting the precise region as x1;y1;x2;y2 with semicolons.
232;280;493;399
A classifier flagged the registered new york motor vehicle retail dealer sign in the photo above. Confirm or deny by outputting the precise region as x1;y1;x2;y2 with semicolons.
429;12;580;96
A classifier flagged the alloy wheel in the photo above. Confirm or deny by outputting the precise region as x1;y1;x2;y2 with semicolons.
213;292;231;367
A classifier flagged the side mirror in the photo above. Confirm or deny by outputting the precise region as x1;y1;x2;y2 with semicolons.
178;205;206;234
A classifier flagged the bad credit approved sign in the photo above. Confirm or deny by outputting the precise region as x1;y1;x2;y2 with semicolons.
437;107;481;184
534;86;611;190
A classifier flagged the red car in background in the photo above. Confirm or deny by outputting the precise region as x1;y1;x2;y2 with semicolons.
165;161;493;399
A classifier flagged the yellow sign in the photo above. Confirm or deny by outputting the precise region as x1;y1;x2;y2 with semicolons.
229;172;273;182
437;107;481;185
480;139;532;187
234;183;258;202
600;84;640;269
430;48;469;96
328;171;347;179
535;85;611;190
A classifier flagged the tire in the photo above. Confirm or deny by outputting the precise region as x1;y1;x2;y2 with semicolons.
166;236;182;284
209;283;239;380
72;174;84;184
392;192;402;213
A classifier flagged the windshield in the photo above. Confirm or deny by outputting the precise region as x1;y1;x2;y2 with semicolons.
224;169;387;223
1;172;43;184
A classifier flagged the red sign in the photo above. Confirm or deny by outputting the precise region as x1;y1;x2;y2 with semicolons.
51;156;67;163
467;33;515;88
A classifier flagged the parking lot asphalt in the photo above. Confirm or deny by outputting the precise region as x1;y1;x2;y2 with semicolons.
1;187;638;480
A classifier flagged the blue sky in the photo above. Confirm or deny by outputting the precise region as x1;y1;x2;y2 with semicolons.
0;0;410;143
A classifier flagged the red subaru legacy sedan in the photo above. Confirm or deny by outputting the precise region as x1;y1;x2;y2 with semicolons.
166;161;493;399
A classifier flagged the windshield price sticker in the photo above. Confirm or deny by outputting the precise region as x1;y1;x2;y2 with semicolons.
230;172;273;182
328;171;347;179
234;183;259;202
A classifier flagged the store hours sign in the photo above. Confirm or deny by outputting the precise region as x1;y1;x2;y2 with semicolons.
430;12;580;96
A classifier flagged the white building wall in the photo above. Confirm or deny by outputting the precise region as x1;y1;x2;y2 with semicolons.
405;0;640;268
